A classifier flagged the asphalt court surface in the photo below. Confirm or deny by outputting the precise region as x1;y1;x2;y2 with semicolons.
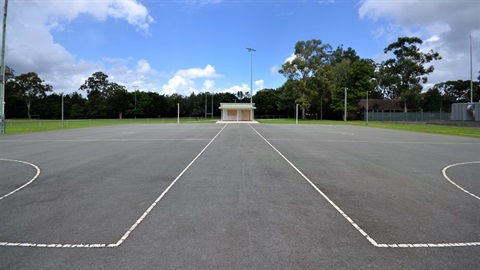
0;123;479;269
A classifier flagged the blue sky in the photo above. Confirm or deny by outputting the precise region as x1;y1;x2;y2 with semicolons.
6;0;480;96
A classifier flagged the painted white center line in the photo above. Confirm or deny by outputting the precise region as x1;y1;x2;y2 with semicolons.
249;124;480;248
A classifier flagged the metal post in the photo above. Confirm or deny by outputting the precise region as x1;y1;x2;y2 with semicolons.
61;94;64;128
344;87;347;122
0;0;8;135
211;92;213;119
204;92;207;119
296;104;298;125
134;90;137;119
470;34;473;103
366;90;369;125
246;48;256;104
177;103;180;124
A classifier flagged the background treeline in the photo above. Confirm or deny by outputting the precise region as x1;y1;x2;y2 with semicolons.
4;36;480;120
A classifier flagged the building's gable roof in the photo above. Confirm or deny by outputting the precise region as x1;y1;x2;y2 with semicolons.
219;103;256;110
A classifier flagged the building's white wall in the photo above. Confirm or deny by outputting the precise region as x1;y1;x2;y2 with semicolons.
222;109;239;121
221;109;253;121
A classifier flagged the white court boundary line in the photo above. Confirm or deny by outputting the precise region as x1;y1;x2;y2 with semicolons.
0;124;228;249
0;159;41;201
249;124;480;248
442;161;480;201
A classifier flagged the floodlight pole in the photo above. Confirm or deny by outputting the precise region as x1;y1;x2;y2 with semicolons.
246;48;256;103
0;0;8;135
470;34;473;103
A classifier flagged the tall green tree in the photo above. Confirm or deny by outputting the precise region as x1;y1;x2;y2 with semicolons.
104;82;130;119
279;39;333;119
422;87;443;111
253;88;278;116
379;37;441;110
331;59;375;118
79;71;110;118
10;72;52;119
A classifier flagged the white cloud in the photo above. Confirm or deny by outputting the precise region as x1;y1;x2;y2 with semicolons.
270;65;279;74
175;65;222;79
203;80;216;91
160;65;223;96
162;75;194;96
6;0;154;94
221;84;250;95
255;80;265;91
284;53;296;63
359;0;480;85
135;59;153;75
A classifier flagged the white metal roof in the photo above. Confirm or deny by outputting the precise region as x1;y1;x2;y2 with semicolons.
219;103;256;110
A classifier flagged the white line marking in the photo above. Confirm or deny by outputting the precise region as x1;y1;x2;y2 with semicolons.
0;124;228;249
249;124;480;248
442;161;480;201
0;139;209;143
0;159;41;201
268;138;480;145
113;123;228;247
247;125;378;246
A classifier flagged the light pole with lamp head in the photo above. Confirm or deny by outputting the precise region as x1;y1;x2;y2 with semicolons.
246;47;256;104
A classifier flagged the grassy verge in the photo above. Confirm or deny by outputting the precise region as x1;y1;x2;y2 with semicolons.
2;118;479;139
256;119;480;138
2;118;219;135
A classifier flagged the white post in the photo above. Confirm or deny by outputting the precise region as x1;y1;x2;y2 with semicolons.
366;90;369;125
177;103;179;124
61;93;64;128
296;104;298;125
344;87;347;122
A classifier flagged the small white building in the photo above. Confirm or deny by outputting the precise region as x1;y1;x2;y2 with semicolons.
219;103;256;122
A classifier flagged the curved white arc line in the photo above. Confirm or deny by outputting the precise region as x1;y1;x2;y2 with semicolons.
0;159;41;201
442;161;480;201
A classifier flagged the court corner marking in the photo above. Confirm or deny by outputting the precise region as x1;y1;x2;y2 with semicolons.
0;124;229;249
248;124;480;249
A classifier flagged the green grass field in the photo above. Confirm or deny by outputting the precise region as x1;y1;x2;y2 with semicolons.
256;119;480;138
1;118;479;139
2;118;219;135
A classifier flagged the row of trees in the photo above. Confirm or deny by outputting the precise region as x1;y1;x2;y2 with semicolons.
4;36;480;120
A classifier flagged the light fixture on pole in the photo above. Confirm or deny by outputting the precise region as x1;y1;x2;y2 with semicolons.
246;47;256;104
